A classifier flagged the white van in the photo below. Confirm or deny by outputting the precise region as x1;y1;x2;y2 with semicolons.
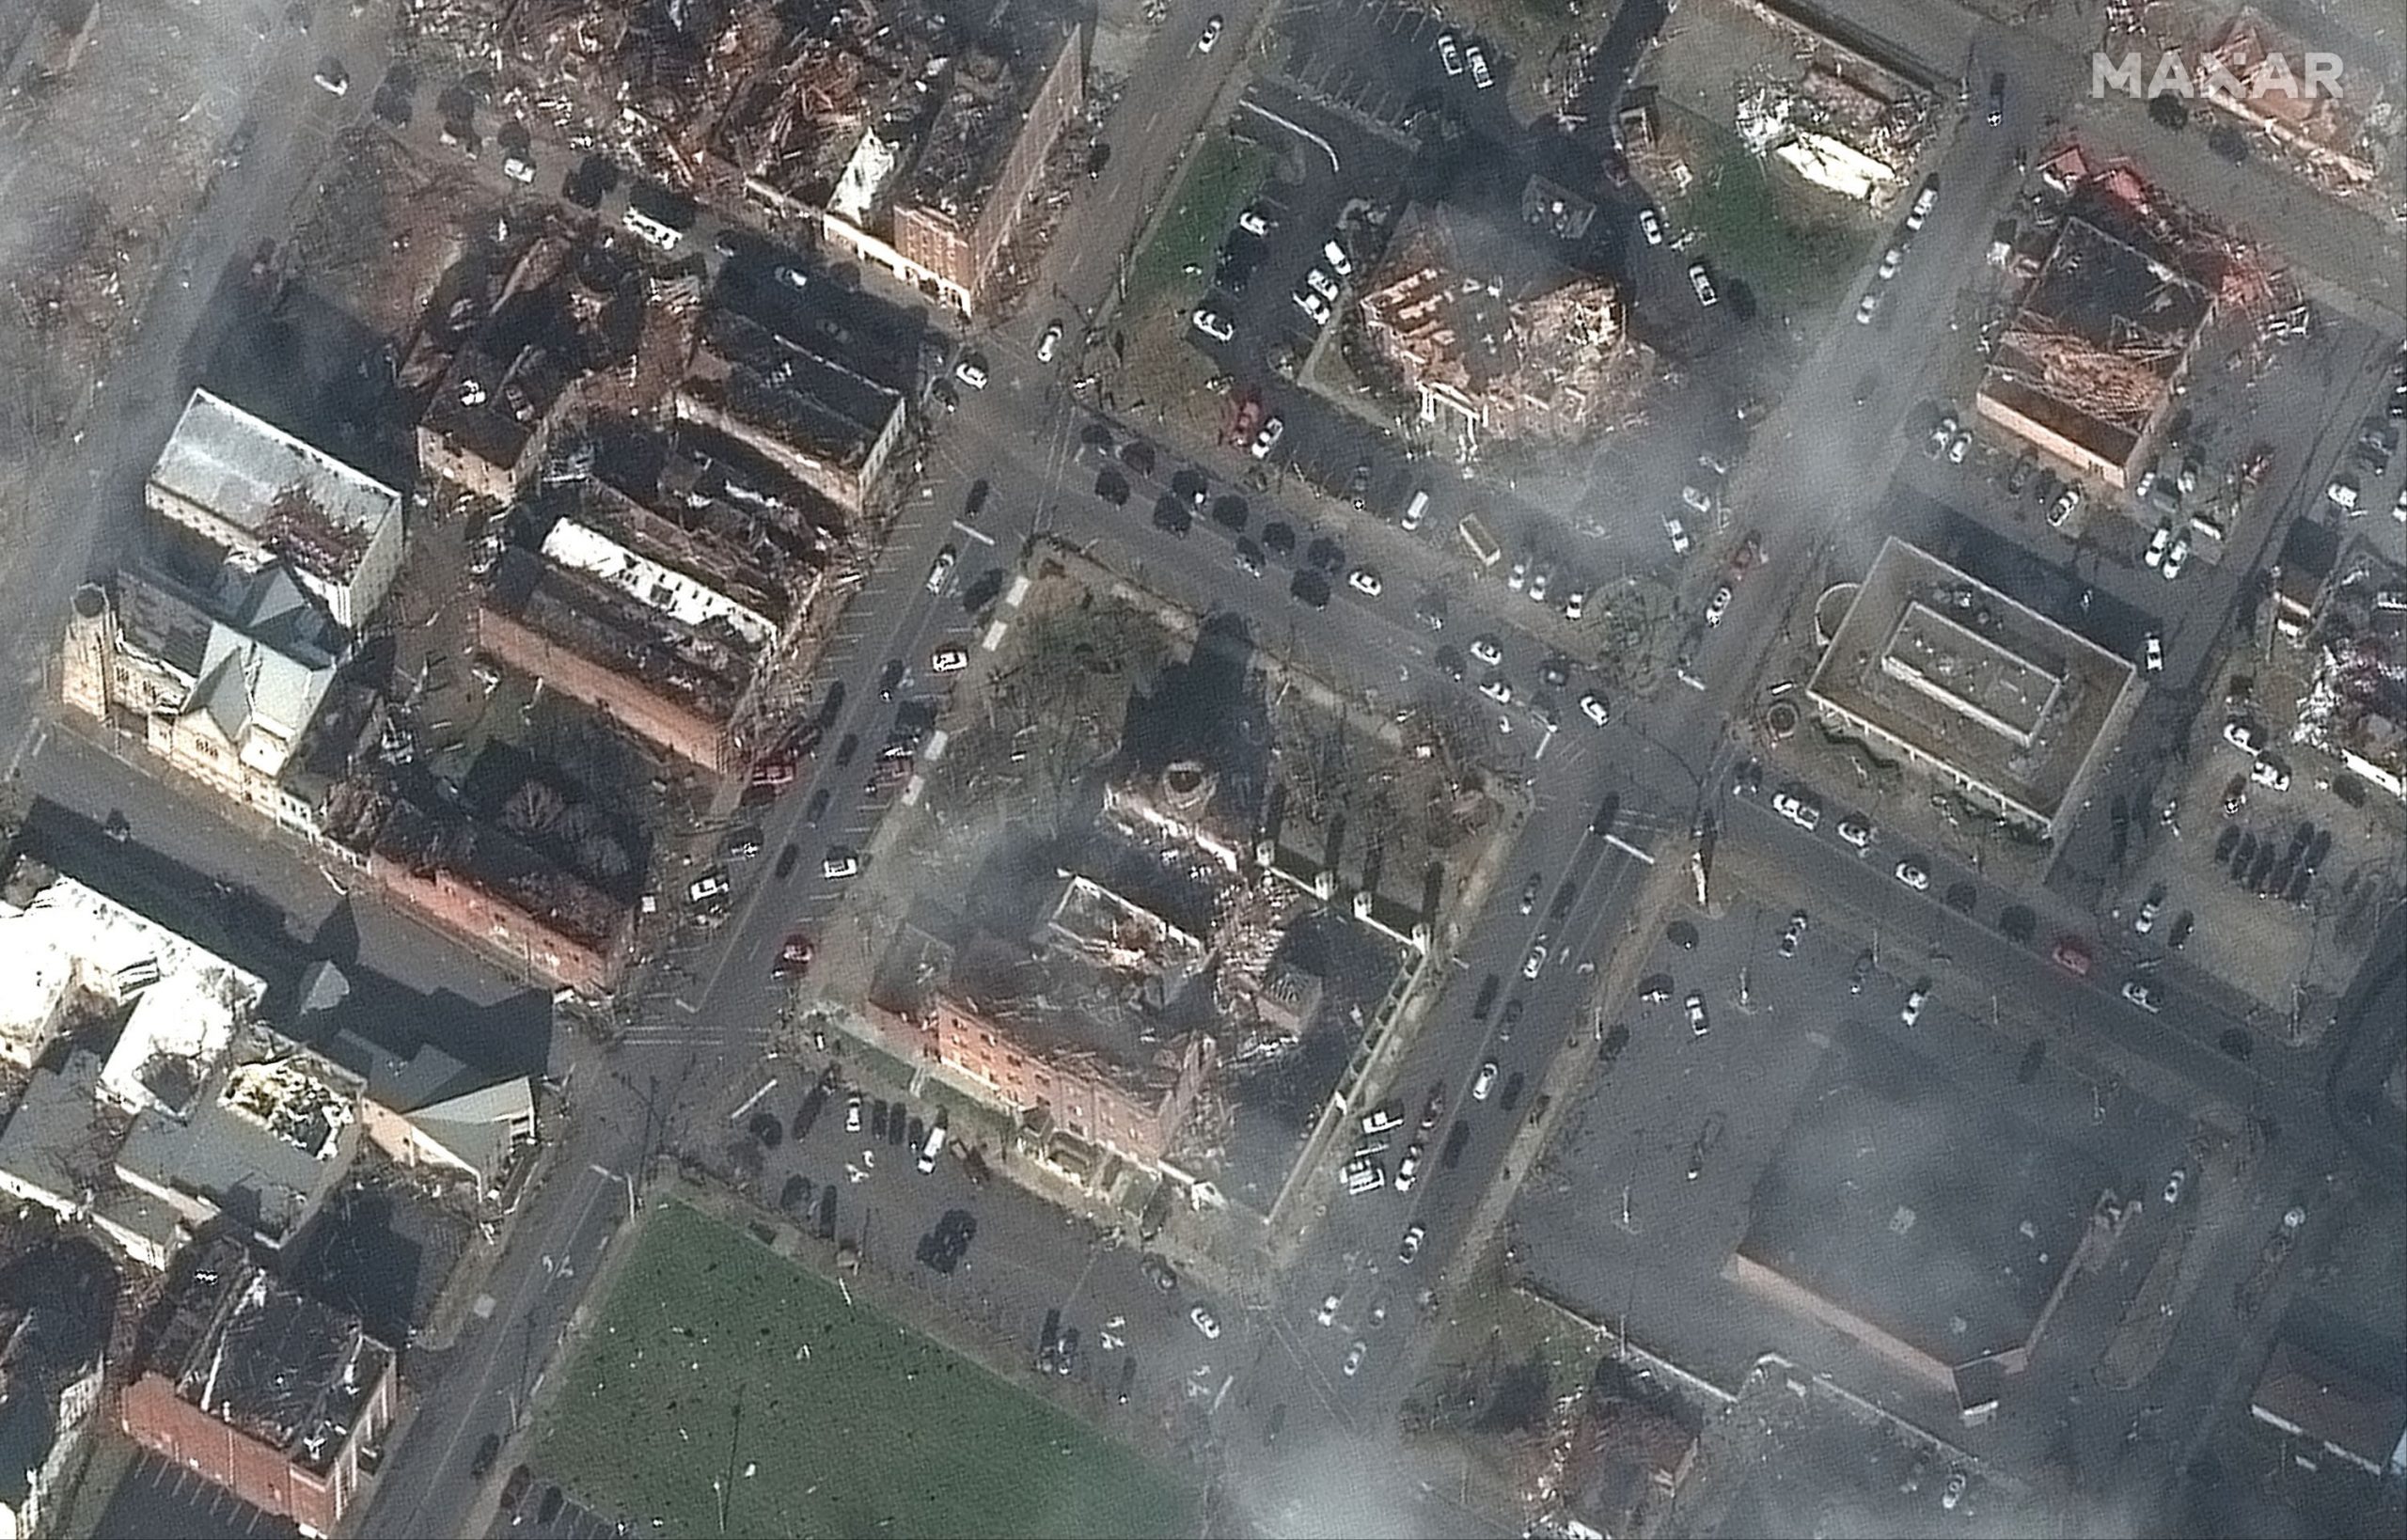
622;207;684;251
1400;490;1430;532
916;1122;948;1173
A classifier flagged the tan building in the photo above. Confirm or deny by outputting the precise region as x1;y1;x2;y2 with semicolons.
888;30;1084;315
62;564;341;834
1355;203;1632;462
2196;8;2383;189
1807;538;2141;842
145;390;406;631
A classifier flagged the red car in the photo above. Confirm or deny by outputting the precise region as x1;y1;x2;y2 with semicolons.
773;932;814;980
2051;937;2092;977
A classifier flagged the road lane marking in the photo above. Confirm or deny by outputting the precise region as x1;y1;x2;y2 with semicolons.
923;729;950;762
951;520;996;545
902;774;925;806
981;621;1010;651
1604;832;1657;865
1004;574;1032;608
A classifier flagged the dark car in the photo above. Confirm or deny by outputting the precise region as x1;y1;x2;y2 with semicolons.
470;1433;501;1480
1085;142;1111;179
1471;973;1501;1020
774;843;800;880
1439;1119;1471;1170
1499;1071;1526;1112
805;789;831;825
878;659;905;699
1434;645;1466;681
964;479;991;521
834;732;859;767
500;1465;533;1511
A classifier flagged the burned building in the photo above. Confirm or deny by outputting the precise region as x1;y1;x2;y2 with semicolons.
318;769;637;998
146;390;406;631
1354;203;1636;463
475;419;833;771
415;230;602;504
884;30;1084;314
671;272;917;514
121;1239;396;1536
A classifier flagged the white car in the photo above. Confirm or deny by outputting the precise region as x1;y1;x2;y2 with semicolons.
1855;291;1880;325
313;61;350;96
1527;568;1550;605
687;871;732;905
1948;431;1971;465
1322;240;1353;278
822;849;862;880
930;647;968;673
1638;208;1664;245
1771;792;1821;831
1906;182;1938;231
2144;525;2172;568
1293;289;1333;327
1941;1471;1967;1513
502;154;536;185
1899;985;1928;1027
1469;636;1503;668
1347;566;1383;598
2251;755;2290;791
1505;558;1529;593
1471;1061;1500;1101
1397;1222;1425;1265
769;264;810;293
846;1093;863;1132
1877;246;1902;279
1478;675;1513;704
1190;1304;1221;1339
1580;692;1610;727
2224;718;2263;754
1437;31;1463;76
1894;859;1930;891
1395;1140;1424;1190
1036;321;1062;363
2162;1168;2188;1205
1342;1340;1367;1377
2144;633;2163;673
1778;910;1808;958
2394;484;2407;524
1250;416;1285;459
2326;476;2360;513
926;545;957;592
1304;266;1340;302
2162;531;2190;580
1688;262;1718;307
1191;308;1234;342
1680;484;1714;518
1662;514;1691;555
1466;44;1493;90
1703;585;1733;626
1685;993;1709;1036
953;358;988;389
2121;980;2162;1014
1315;1292;1341;1327
1238;208;1272;238
1197;14;1223;51
1837;817;1874;850
1562;588;1586;621
1522;940;1549;980
2048;488;2080;526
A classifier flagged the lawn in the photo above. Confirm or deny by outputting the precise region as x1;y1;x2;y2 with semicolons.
539;1202;1196;1538
1126;134;1271;310
1660;110;1864;321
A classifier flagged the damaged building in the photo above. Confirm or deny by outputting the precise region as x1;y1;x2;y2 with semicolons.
2292;562;2407;803
318;764;638;998
1354;203;1638;464
865;874;1217;1189
2194;8;2386;192
0;1239;115;1540
475;416;836;771
145;390;407;632
60;560;363;837
120;1238;396;1536
670;271;914;514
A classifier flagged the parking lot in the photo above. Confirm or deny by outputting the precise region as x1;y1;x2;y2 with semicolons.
94;1451;300;1540
1270;0;1519;143
1512;862;2193;1409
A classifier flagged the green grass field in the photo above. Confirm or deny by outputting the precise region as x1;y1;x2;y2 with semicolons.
1661;110;1863;321
1127;134;1272;309
538;1201;1196;1538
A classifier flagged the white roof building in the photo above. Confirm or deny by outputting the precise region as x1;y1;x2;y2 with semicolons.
145;390;407;630
0;873;263;1107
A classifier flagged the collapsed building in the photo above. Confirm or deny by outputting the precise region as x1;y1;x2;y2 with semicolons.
428;0;1084;316
2292;557;2407;803
1977;160;2262;492
1354;203;1641;463
120;1237;396;1536
145;390;406;632
2194;7;2386;192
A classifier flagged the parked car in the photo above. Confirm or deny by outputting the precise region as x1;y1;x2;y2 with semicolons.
1894;859;1930;891
1687;262;1719;306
